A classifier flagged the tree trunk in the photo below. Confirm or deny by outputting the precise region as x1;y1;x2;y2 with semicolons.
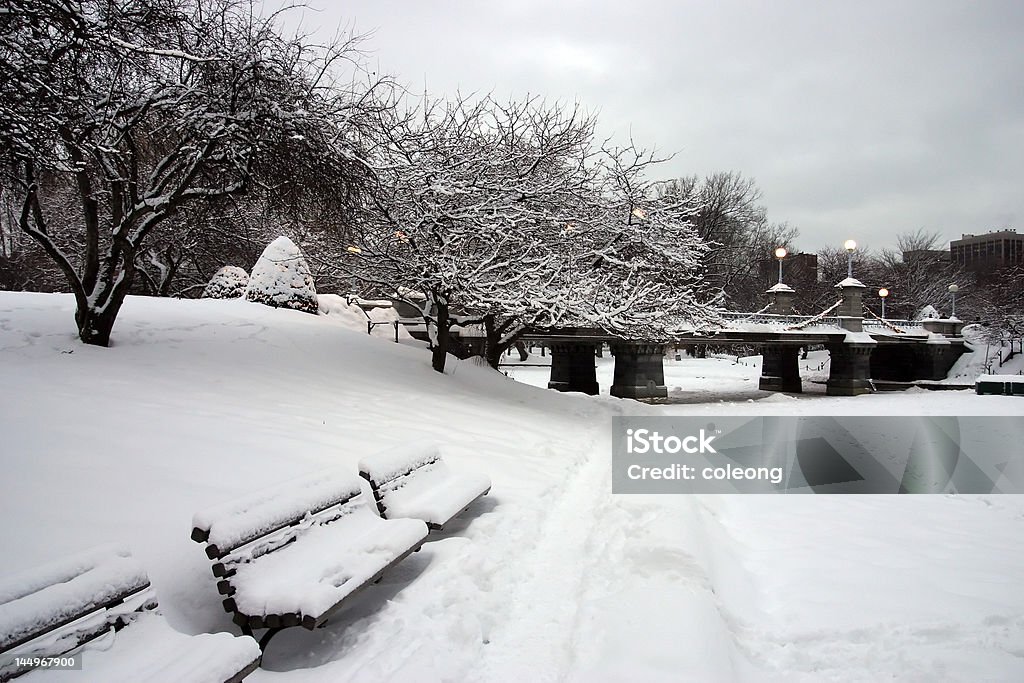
483;315;502;369
74;260;135;346
481;314;524;370
75;297;126;346
431;300;450;373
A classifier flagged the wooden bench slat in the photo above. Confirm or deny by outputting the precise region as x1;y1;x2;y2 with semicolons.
0;548;150;653
0;583;158;682
358;444;442;487
227;658;262;683
358;445;491;531
1;547;260;683
7;612;262;683
191;468;362;557
194;465;438;649
207;504;345;564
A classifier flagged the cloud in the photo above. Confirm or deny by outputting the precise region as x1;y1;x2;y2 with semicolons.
495;38;612;79
286;0;1024;252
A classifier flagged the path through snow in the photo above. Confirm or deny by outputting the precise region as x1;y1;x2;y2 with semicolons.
471;425;612;680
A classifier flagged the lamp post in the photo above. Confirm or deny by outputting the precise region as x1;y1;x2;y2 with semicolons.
948;284;959;319
878;287;889;319
843;239;857;279
774;247;787;284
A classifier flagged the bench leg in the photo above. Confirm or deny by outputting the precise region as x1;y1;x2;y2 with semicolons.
240;623;282;654
259;627;283;651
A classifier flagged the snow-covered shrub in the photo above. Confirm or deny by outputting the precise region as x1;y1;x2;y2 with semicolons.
916;304;941;320
202;266;249;299
245;237;318;314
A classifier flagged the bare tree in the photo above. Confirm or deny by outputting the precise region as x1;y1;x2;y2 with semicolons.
976;264;1024;359
655;172;796;310
871;230;969;319
798;245;881;314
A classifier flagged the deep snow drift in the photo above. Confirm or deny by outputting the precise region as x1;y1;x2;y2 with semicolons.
1;292;1022;682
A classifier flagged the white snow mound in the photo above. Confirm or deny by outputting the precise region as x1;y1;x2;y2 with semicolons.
202;266;249;300
245;236;318;314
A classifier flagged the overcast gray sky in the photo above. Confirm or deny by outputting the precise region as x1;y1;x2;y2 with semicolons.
292;0;1023;253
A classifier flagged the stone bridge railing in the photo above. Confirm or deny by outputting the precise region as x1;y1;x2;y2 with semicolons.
721;312;936;336
717;311;841;329
861;317;919;333
719;312;928;335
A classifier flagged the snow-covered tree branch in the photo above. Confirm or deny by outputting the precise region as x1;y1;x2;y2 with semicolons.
338;94;720;372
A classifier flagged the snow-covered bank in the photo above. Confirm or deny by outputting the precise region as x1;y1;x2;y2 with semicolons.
506;350;1023;414
1;292;1022;682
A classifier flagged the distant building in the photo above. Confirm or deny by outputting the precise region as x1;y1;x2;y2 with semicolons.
902;249;950;264
950;230;1024;271
790;252;820;282
759;251;819;287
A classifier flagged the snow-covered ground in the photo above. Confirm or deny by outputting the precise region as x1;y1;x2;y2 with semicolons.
946;325;1024;384
1;292;1022;682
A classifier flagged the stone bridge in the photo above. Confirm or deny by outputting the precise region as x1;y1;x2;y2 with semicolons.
517;279;968;399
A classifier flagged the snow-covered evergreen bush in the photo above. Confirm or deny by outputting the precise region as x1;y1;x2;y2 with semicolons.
245;237;319;314
916;304;941;320
202;266;249;299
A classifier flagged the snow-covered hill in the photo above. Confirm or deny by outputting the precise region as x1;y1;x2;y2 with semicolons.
1;292;1022;682
945;324;1024;383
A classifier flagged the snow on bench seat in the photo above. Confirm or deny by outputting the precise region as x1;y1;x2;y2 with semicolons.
359;444;491;530
20;613;261;683
0;545;149;655
227;505;427;623
191;468;428;635
0;545;259;683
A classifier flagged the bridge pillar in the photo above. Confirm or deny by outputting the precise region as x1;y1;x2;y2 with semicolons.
826;341;875;395
765;283;796;314
547;342;600;395
912;342;967;381
834;278;867;332
759;344;802;392
610;343;667;399
870;343;917;381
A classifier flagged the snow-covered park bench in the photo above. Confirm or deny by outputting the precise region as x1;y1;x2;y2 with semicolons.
976;374;1024;396
0;545;260;683
190;468;428;650
359;444;492;531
